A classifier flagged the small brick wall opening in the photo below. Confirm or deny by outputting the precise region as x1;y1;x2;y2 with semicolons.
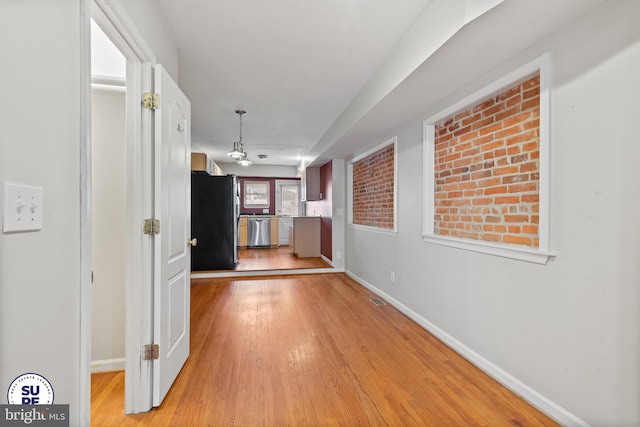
352;143;395;229
433;72;540;247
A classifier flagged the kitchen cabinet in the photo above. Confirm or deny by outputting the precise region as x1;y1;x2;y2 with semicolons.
191;152;224;175
301;166;321;201
239;217;248;248
191;152;208;173
279;217;293;245
289;226;294;253
291;217;320;258
270;217;279;247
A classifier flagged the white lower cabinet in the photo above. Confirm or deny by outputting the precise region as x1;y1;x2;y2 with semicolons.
279;216;293;245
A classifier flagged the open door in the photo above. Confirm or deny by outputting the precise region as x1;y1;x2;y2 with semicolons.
151;64;192;406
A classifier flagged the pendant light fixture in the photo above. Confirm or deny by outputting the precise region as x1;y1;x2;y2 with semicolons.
226;141;244;160
237;152;252;166
227;109;247;160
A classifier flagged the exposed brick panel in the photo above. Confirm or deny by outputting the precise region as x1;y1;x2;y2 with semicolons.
353;144;395;229
434;73;540;247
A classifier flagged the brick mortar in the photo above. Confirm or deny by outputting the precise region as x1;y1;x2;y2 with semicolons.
353;144;395;229
434;74;540;247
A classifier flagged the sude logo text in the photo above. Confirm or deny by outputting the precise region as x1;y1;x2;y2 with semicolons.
12;386;46;406
2;373;68;426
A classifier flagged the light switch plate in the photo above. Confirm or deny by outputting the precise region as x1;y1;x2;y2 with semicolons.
3;183;44;232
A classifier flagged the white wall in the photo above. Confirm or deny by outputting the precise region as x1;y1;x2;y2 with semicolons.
0;0;179;423
111;0;179;80
0;0;85;424
345;1;640;425
331;159;346;271
219;162;299;178
91;89;127;368
308;0;503;163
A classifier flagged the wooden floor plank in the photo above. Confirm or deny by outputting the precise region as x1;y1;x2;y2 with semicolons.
194;246;333;273
92;273;557;426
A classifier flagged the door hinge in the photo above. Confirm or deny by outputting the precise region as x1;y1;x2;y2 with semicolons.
143;92;160;110
143;344;159;360
143;219;160;235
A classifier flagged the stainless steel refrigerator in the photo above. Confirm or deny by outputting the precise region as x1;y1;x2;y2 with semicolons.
191;174;239;270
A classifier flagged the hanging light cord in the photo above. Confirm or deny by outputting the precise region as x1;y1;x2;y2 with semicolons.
236;109;245;146
236;110;251;166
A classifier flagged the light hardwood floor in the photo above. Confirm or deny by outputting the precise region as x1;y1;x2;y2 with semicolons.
192;246;333;273
236;246;332;271
92;273;557;426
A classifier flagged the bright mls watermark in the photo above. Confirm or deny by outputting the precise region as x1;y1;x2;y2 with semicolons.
1;406;68;426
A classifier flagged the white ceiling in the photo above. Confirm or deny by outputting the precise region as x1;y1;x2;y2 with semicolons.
311;0;608;164
157;0;436;166
96;0;607;169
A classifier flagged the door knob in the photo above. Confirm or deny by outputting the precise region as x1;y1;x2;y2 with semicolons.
187;238;198;247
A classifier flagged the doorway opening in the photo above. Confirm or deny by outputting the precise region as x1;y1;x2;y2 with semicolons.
191;177;336;276
88;8;194;415
237;179;327;271
89;15;127;412
88;4;154;414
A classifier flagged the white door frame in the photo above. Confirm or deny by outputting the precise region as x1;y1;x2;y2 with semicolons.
82;0;158;417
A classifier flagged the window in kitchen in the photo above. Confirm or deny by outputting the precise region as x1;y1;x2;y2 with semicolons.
244;181;270;208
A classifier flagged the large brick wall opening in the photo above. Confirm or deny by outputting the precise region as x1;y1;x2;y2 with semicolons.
433;72;540;247
352;143;395;229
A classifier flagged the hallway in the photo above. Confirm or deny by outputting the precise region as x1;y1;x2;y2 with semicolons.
91;273;556;426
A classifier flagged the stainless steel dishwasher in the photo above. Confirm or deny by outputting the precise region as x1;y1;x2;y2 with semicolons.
248;217;271;248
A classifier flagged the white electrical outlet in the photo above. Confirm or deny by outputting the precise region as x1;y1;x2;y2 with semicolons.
390;270;395;283
336;251;342;259
3;183;44;232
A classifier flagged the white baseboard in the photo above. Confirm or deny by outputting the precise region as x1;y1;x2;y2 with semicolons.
91;357;125;373
345;270;588;427
321;254;332;266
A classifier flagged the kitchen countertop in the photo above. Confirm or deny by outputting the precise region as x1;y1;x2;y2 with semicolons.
240;214;321;217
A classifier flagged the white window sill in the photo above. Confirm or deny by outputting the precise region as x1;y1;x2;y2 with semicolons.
349;223;397;237
422;234;555;264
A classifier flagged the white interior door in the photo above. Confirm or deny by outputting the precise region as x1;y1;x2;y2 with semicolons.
152;64;191;406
